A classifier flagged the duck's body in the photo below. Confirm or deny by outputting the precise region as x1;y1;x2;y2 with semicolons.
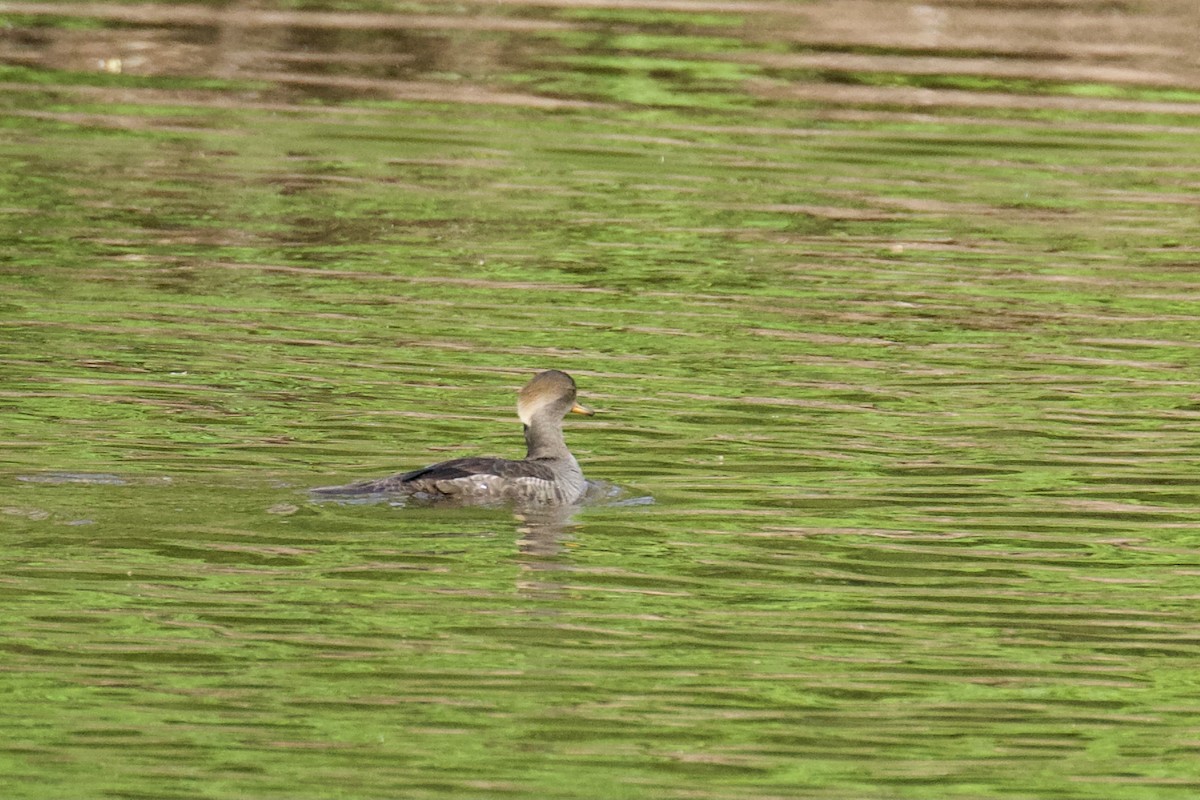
312;370;593;505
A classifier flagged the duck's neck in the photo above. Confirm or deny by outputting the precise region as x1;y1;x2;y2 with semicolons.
524;414;571;460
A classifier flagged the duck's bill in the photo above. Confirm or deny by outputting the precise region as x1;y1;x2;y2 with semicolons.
571;402;595;416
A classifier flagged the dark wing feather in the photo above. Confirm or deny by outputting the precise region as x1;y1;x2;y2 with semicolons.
399;457;557;484
312;456;558;498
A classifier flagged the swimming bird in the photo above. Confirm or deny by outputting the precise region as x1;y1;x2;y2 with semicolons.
312;370;594;505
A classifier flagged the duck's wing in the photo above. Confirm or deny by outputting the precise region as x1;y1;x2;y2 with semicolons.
397;457;557;485
311;457;557;499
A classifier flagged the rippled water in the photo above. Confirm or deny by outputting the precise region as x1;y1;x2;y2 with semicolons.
4;1;1200;798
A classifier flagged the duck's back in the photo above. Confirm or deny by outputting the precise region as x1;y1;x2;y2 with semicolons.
314;455;585;505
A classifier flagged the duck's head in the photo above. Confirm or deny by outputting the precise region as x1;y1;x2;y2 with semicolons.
517;370;593;425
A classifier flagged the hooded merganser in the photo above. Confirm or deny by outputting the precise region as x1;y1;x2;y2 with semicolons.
312;370;594;505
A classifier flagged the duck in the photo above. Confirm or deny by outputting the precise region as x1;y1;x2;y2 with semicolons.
312;370;594;505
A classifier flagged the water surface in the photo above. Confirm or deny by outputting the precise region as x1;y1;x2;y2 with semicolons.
4;1;1200;798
